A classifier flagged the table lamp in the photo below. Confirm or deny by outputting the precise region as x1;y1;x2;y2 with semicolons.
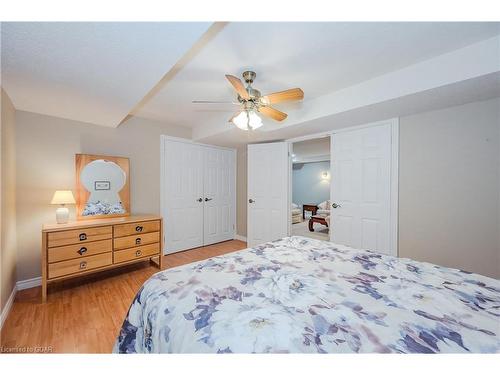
51;190;76;224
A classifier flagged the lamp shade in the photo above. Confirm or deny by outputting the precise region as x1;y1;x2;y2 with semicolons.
230;109;263;130
51;190;76;205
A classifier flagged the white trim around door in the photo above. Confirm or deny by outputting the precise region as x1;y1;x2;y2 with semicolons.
389;120;399;256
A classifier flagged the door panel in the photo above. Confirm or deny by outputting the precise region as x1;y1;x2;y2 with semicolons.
163;139;236;253
203;147;235;246
331;123;393;255
247;142;288;247
164;140;204;253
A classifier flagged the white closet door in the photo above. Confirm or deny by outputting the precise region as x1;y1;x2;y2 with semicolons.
163;139;204;254
203;147;235;246
247;142;288;247
330;123;394;255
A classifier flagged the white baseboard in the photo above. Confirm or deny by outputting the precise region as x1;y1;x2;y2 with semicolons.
0;285;17;330
17;276;42;291
1;276;41;330
234;234;247;243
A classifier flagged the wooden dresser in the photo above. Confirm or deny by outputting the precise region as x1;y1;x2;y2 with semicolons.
41;215;163;302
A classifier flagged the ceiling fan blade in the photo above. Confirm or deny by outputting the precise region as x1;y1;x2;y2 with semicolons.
192;100;239;104
225;74;250;100
258;106;288;122
261;88;304;105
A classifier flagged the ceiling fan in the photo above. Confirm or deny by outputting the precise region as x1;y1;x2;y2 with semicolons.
192;71;304;130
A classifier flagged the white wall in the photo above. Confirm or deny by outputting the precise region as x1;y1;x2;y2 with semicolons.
15;111;191;281
399;98;500;278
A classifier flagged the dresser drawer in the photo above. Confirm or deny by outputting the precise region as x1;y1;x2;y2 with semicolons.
48;252;112;279
47;226;112;248
113;243;160;264
113;232;159;250
48;239;112;263
113;220;160;238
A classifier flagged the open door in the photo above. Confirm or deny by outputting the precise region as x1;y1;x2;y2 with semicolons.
330;120;398;256
247;142;288;247
163;138;204;254
203;146;236;246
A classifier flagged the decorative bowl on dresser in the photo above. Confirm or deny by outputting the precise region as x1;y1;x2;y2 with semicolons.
41;214;163;302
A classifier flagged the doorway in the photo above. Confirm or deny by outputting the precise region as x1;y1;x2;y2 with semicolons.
286;119;399;256
290;136;331;241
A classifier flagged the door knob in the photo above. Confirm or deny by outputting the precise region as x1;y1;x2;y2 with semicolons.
249;199;255;203
197;198;203;202
205;198;213;202
332;203;341;208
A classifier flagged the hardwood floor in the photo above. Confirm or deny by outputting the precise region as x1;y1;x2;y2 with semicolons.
0;239;247;353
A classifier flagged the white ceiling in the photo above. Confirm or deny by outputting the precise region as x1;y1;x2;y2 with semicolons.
1;22;499;140
133;22;500;128
199;71;500;148
1;22;211;126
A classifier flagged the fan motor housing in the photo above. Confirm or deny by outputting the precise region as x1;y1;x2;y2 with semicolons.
242;70;256;84
246;87;261;99
238;71;261;102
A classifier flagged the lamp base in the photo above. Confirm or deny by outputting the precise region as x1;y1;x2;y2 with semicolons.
55;206;69;224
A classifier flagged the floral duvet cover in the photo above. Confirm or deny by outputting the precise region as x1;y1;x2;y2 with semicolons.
114;236;499;353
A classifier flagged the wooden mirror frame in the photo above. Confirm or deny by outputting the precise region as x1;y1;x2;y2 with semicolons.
75;154;130;220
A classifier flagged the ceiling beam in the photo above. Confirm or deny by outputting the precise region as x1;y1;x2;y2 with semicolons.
119;22;228;127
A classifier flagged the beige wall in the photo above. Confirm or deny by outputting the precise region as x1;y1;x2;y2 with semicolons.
1;89;17;311
15;111;191;281
399;98;500;278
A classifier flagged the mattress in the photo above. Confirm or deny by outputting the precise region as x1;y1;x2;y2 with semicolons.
114;236;500;353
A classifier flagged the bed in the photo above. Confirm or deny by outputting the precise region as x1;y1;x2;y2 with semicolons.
114;236;500;353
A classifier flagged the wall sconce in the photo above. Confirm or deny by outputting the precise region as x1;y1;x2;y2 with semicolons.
321;171;330;180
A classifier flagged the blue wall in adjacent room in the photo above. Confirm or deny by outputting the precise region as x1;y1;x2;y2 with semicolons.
292;161;330;207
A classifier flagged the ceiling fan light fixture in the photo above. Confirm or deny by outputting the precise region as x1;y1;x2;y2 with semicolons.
231;109;263;131
248;110;263;130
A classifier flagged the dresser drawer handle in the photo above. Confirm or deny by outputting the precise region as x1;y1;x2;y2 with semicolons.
135;250;142;257
135;238;142;245
79;261;87;270
77;247;87;256
135;226;143;232
79;233;87;241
